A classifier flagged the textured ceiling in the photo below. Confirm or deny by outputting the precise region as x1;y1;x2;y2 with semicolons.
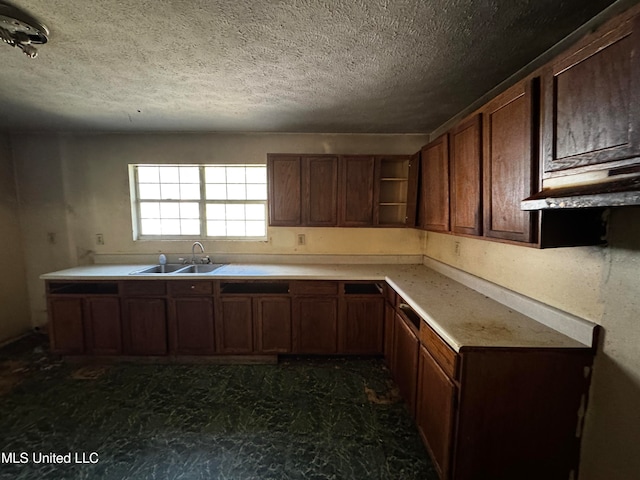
0;0;623;133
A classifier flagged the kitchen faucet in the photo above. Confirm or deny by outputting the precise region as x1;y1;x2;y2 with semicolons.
191;241;206;264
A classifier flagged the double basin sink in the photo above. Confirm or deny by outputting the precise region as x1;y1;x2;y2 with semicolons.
129;264;225;275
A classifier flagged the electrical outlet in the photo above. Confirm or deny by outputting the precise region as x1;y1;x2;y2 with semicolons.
297;234;306;246
96;233;104;245
47;232;56;245
454;241;461;257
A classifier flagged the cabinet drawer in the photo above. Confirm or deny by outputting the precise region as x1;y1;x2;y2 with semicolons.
168;281;213;296
121;281;166;296
419;322;458;380
290;281;339;295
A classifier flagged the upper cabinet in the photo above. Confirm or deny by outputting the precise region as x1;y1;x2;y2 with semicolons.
267;154;338;227
542;12;640;177
339;155;376;226
377;155;412;226
405;151;421;227
482;81;537;243
302;156;339;226
267;155;302;226
267;153;411;228
419;134;450;232
450;114;483;236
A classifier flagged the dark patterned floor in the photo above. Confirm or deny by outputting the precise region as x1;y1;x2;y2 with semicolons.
0;335;436;480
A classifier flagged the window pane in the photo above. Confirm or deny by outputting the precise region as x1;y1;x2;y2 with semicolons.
160;166;180;183
160;184;180;200
246;221;266;237
160;203;180;219
161;219;181;235
206;184;227;200
180;220;200;235
205;166;226;183
226;167;245;184
227;221;246;236
139;184;161;200
180;184;200;200
141;219;162;235
207;221;226;236
246;184;267;200
140;202;160;218
226;204;245;220
180;202;200;219
227;184;246;200
246;167;266;184
179;166;200;183
206;204;226;220
138;166;159;183
246;204;265;220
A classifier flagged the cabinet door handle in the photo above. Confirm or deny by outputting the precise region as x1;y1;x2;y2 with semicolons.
190;285;196;290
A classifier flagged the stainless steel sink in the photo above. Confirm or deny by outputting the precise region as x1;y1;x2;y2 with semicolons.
129;264;191;275
129;263;225;275
175;264;225;274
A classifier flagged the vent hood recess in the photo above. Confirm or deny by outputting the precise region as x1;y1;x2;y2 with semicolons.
521;175;640;210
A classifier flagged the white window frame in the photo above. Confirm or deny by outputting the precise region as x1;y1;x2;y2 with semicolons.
129;164;268;241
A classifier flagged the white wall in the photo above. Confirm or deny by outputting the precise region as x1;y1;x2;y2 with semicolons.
424;207;640;480
0;134;30;343
11;132;428;327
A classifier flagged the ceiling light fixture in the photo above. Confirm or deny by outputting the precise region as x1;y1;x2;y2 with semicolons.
0;1;49;58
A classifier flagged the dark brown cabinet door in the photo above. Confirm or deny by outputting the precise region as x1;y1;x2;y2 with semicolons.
302;156;338;226
293;297;338;353
267;155;301;226
392;313;420;416
85;297;122;355
254;296;292;353
339;155;375;226
48;298;85;354
171;297;215;355
483;80;537;243
217;297;254;353
123;298;168;355
339;297;384;354
383;301;395;369
416;345;456;479
405;151;421;227
420;134;450;232
450;114;483;236
542;15;640;176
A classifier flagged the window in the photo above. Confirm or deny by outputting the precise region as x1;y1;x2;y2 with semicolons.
131;164;267;239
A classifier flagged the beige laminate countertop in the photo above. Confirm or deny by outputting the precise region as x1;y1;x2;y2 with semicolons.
41;263;591;352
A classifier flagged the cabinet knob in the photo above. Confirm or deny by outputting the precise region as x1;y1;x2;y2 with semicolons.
190;285;195;289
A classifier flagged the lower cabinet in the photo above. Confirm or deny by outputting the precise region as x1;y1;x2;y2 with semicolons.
48;297;86;354
123;298;168;355
293;296;339;353
254;297;292;353
84;297;122;355
216;297;254;354
48;296;122;355
170;297;215;354
392;311;420;416
339;296;384;354
383;301;395;369
416;345;456;479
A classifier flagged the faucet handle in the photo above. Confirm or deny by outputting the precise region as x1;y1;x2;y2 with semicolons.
201;256;212;264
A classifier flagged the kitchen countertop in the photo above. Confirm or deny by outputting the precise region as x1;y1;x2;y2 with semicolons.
41;263;592;352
